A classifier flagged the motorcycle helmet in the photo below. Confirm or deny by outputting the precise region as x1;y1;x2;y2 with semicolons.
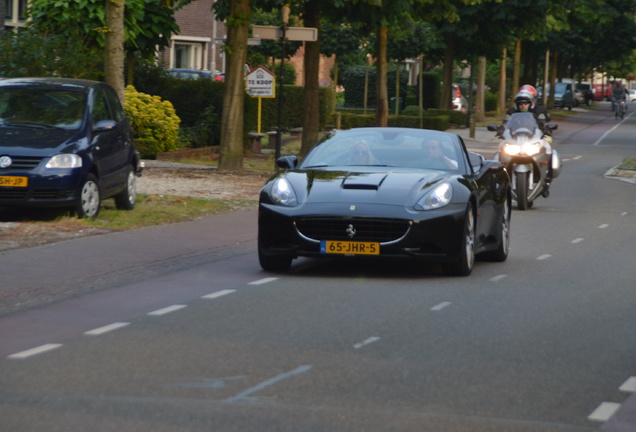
514;89;535;111
517;85;538;108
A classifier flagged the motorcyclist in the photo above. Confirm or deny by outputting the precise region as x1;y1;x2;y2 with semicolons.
503;85;551;133
611;81;627;112
502;85;555;181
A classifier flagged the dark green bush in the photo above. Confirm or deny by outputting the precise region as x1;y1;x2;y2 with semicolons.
342;65;408;108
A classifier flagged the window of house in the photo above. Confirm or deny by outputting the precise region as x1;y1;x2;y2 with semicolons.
4;0;27;23
173;42;202;69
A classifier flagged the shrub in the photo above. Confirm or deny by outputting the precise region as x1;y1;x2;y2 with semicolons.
124;85;181;158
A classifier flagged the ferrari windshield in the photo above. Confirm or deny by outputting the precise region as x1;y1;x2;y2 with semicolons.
0;87;87;130
299;129;467;173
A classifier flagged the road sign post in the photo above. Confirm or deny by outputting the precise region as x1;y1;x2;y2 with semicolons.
246;66;276;134
252;21;317;168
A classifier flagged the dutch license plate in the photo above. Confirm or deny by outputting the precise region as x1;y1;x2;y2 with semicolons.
0;176;28;187
321;240;380;255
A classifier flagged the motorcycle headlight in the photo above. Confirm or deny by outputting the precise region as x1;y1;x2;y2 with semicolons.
522;143;542;156
45;154;82;169
415;182;453;210
270;178;298;206
503;143;521;156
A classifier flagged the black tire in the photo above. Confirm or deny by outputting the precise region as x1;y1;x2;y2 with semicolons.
258;233;292;272
442;205;475;277
478;197;510;262
114;165;137;210
75;173;101;218
515;171;529;210
586;98;592;106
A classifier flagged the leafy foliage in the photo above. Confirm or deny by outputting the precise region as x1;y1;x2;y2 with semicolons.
124;86;181;158
0;27;102;79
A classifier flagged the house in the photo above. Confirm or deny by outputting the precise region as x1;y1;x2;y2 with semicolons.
159;0;227;75
3;0;28;31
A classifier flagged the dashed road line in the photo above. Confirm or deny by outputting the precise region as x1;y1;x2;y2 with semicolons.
430;302;452;311
588;402;621;422
147;305;187;316
536;254;552;260
84;322;129;336
353;337;381;349
248;277;278;285
619;376;636;393
202;289;236;299
8;343;63;359
571;238;584;244
490;274;507;282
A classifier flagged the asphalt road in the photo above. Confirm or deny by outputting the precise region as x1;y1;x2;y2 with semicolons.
0;104;634;432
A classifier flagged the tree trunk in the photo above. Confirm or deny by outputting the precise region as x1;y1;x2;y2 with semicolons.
300;0;320;157
374;25;388;127
512;39;521;97
440;33;455;111
476;56;486;123
104;0;126;103
218;0;250;172
498;48;507;116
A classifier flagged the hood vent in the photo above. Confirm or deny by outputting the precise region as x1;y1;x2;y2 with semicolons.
341;173;387;190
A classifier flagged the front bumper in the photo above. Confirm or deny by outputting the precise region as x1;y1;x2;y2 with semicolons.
258;202;467;262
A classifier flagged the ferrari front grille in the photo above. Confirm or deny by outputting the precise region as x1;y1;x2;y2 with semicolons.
295;217;410;243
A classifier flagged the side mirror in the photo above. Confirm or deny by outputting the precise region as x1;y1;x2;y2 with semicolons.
546;122;558;131
93;119;117;132
276;155;298;170
468;152;485;172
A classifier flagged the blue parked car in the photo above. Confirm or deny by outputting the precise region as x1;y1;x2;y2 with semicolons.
0;77;142;218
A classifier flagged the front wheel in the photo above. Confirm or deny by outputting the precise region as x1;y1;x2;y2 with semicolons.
75;174;101;218
114;166;137;210
478;197;510;262
258;234;292;272
515;171;529;210
442;205;475;276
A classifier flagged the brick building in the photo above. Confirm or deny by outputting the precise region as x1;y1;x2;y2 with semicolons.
160;0;227;75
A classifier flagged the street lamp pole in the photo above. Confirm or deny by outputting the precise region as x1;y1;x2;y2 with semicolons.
275;5;290;166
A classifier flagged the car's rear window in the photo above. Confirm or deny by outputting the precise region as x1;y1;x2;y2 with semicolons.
0;87;86;130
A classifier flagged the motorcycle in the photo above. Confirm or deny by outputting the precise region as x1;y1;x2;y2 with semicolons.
615;98;626;119
488;112;562;210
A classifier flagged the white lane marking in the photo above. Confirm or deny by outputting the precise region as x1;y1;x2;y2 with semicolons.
147;305;187;316
599;224;609;229
202;289;236;299
588;402;621;422
490;274;507;282
571;238;584;244
594;120;623;146
621;212;629;217
537;254;552;260
430;302;452;311
249;277;278;285
8;343;63;359
85;322;129;336
619;376;636;393
224;365;312;404
353;337;381;349
573;155;582;160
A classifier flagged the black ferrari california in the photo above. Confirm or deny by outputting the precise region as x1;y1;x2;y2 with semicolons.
258;127;511;276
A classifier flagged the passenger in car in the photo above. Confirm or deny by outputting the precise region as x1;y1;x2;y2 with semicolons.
419;139;458;170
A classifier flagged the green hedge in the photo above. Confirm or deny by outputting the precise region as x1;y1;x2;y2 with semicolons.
342;65;408;108
338;112;450;131
134;64;333;149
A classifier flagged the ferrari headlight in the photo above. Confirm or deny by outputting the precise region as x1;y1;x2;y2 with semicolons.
45;154;82;169
503;143;521;156
415;182;453;210
271;178;298;206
